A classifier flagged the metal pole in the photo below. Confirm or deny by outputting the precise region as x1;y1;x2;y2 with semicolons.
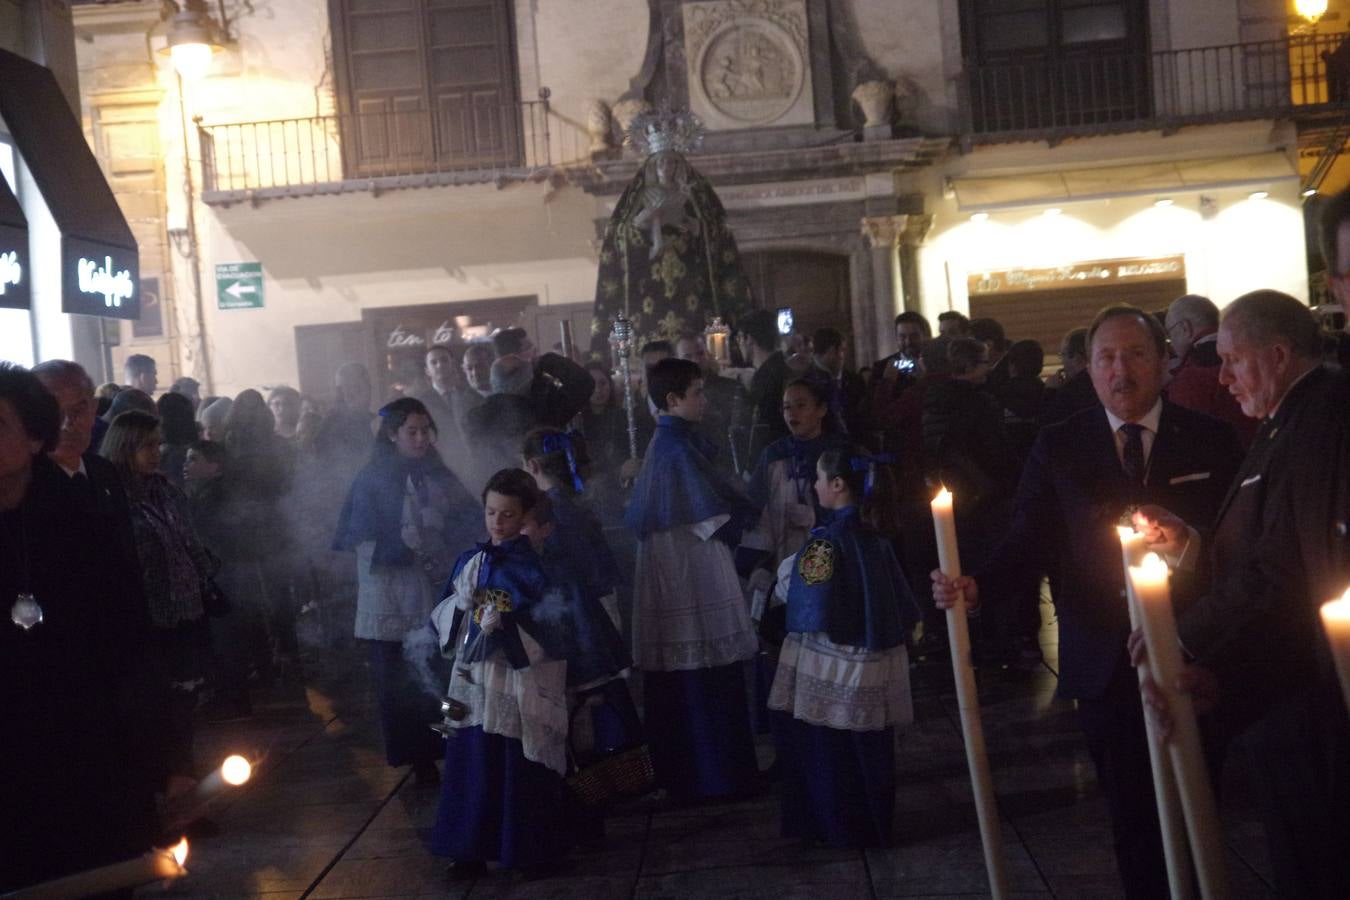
176;75;215;395
610;315;638;459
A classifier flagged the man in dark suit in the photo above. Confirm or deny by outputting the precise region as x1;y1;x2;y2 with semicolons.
809;326;868;436
738;310;793;464
1039;326;1098;428
932;305;1242;899
1135;291;1350;897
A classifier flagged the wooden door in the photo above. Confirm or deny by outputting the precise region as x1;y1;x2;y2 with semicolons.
741;250;852;360
294;321;372;411
427;0;521;168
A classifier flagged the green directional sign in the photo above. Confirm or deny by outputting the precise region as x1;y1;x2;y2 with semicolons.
216;261;264;310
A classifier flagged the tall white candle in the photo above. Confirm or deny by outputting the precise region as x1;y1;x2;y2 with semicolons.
6;838;187;899
1129;553;1229;899
1117;528;1193;899
1320;588;1350;714
930;486;1008;899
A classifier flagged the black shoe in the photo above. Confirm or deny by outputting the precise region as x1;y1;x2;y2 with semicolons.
445;860;487;880
412;761;441;787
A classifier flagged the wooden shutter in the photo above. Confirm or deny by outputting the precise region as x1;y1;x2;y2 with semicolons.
426;0;520;167
332;0;519;175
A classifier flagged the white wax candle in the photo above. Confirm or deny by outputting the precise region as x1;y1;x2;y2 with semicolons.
1129;553;1229;898
1117;529;1193;899
929;486;1008;898
1320;588;1350;715
931;487;961;577
7;839;187;899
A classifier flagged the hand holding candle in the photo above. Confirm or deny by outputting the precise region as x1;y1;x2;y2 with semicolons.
4;838;187;899
930;485;1008;899
1129;553;1229;898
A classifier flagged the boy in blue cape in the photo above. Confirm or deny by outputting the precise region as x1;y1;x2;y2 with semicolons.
625;358;761;802
427;469;570;878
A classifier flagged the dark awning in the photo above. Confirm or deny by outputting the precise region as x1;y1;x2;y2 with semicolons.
0;166;28;311
0;48;139;320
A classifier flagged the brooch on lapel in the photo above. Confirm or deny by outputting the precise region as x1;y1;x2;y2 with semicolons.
798;539;836;586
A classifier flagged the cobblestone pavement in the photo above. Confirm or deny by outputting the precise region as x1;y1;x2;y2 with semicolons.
154;602;1277;899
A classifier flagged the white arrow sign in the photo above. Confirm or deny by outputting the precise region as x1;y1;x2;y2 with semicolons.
225;281;257;298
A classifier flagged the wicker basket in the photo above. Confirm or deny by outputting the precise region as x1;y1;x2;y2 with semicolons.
566;744;656;807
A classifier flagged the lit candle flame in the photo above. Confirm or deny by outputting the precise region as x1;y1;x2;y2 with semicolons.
1322;587;1350;622
932;486;953;508
221;754;252;786
171;837;189;867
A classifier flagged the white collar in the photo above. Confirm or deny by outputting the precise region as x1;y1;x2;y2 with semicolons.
56;457;88;478
1104;398;1162;435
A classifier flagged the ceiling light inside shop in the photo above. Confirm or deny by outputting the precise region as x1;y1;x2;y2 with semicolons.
1248;191;1269;201
970;212;989;222
1154;198;1173;207
1043;207;1062;216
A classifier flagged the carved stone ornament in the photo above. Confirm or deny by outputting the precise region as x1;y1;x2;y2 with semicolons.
681;0;814;131
612;97;654;138
587;100;614;155
852;80;895;128
861;215;932;249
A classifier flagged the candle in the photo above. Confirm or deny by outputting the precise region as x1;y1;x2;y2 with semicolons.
930;486;1008;899
1129;554;1229;898
6;839;187;899
1321;588;1350;715
194;754;253;803
1116;528;1193;899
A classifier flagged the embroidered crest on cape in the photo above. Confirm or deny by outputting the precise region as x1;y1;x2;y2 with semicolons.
798;539;835;586
471;587;514;623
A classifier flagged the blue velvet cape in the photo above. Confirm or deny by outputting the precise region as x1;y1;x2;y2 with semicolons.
332;452;460;567
625;415;754;542
784;507;920;651
440;535;554;670
545;487;617;599
747;431;853;510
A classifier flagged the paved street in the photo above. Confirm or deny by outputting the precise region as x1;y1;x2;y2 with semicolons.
159;601;1278;899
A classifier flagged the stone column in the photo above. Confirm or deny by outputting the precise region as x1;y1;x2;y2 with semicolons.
861;213;932;362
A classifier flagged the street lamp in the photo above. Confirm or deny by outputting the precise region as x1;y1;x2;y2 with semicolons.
1295;0;1328;25
159;1;224;81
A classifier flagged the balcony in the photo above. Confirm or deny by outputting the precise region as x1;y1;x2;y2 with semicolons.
197;90;591;205
961;34;1350;142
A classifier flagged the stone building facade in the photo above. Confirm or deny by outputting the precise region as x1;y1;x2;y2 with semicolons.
61;0;1328;400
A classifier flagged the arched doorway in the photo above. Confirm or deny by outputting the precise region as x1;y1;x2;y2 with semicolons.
740;249;852;361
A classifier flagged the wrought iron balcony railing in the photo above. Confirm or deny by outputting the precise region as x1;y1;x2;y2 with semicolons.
198;91;589;202
962;33;1350;140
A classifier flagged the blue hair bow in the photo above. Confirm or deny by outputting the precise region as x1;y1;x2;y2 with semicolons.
848;453;896;499
540;431;585;494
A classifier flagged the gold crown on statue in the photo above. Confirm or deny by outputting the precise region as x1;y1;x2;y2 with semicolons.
626;105;705;158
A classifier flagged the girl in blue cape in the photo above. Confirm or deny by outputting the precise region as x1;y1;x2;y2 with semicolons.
428;469;570;877
768;447;920;848
332;397;472;784
626;358;760;802
743;378;853;619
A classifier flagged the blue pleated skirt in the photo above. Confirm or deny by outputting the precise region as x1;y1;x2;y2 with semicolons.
774;712;895;847
643;663;760;801
429;726;568;869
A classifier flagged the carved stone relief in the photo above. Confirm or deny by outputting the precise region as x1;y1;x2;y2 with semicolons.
681;0;814;131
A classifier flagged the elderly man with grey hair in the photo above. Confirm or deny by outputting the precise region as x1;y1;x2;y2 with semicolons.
1164;294;1255;444
1133;290;1350;897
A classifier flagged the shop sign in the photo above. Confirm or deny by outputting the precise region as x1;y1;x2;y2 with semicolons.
969;255;1185;295
0;249;20;296
61;237;139;319
216;261;264;310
